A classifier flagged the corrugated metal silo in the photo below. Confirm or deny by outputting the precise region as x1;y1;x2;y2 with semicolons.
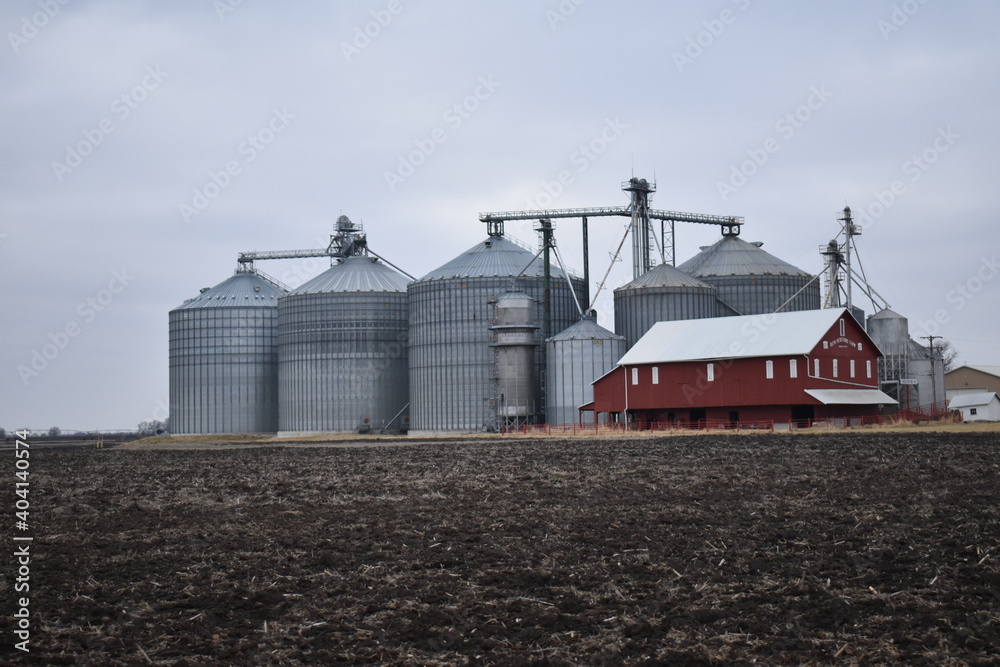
169;269;286;434
546;314;626;425
490;291;539;426
907;338;946;408
613;263;718;350
676;234;820;315
408;235;587;433
278;256;410;433
868;308;910;381
867;307;911;406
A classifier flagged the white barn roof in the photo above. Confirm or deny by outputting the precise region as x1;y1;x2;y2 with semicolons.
948;392;999;409
618;308;854;366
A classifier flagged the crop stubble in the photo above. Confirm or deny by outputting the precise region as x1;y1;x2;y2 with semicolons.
3;432;999;665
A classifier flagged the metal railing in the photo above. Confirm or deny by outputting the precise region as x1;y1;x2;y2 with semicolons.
500;410;963;436
480;206;743;227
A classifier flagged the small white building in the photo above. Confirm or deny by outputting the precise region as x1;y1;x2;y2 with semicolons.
948;392;1000;422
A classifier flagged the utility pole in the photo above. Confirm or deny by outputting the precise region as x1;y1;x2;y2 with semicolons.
921;335;940;406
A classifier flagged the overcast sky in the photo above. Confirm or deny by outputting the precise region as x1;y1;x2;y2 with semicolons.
2;0;997;432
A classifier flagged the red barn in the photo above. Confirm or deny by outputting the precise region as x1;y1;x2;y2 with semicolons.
587;308;896;426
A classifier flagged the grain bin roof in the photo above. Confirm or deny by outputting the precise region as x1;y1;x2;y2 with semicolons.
909;339;936;360
173;271;286;310
548;316;624;342
419;236;574;281
614;263;713;291
677;235;811;277
869;307;907;320
289;256;409;295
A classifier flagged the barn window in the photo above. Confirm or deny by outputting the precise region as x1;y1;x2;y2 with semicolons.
832;359;839;378
866;360;872;378
765;360;774;379
858;342;863;351
789;359;798;378
651;367;659;384
971;408;978;416
631;367;638;385
850;360;856;378
814;358;820;377
839;318;846;336
706;363;715;382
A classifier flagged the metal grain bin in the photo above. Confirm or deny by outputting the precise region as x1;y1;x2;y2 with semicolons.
867;307;911;405
169;269;286;434
614;263;718;350
546;314;626;426
278;256;410;434
408;235;587;433
676;234;820;315
490;291;540;427
907;338;945;408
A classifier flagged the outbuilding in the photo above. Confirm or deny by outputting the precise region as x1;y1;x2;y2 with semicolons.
948;392;1000;422
586;308;895;427
946;365;1000;399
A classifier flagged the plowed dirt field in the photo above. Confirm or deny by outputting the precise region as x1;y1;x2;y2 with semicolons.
4;432;999;665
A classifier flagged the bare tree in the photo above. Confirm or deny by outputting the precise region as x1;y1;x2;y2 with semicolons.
48;426;61;437
937;340;959;372
137;420;168;435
